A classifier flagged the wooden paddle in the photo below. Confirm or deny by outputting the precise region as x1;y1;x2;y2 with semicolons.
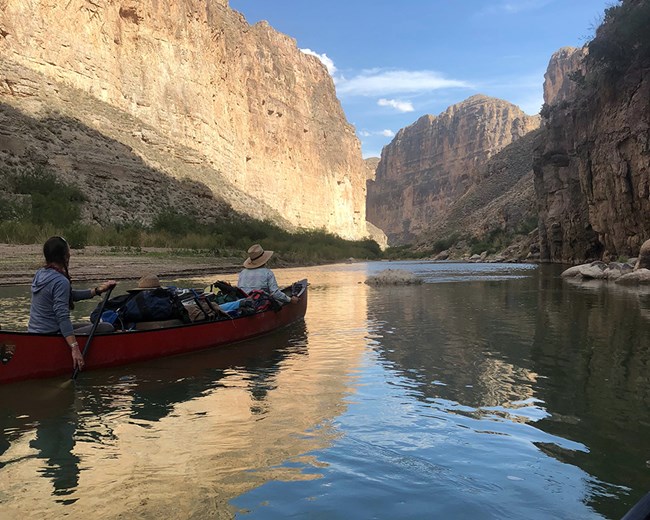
71;286;114;380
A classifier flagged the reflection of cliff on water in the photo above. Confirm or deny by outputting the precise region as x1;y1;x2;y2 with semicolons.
366;275;540;410
366;265;650;518
563;276;650;323
0;268;372;519
0;323;306;507
125;322;308;423
532;271;650;517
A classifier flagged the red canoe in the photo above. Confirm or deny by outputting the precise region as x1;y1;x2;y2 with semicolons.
0;279;308;385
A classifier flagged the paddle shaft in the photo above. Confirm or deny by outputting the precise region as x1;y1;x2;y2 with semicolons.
71;286;114;380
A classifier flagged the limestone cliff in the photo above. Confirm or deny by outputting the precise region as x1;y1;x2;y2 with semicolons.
533;0;650;263
364;157;380;182
0;0;369;240
416;129;542;254
0;60;271;227
367;95;540;244
543;47;588;106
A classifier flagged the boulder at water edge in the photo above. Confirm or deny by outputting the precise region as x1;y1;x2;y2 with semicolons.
635;239;650;270
615;269;650;285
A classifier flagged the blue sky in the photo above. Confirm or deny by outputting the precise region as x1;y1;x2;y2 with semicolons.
229;0;613;158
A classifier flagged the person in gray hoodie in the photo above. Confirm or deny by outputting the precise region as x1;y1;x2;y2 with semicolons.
28;236;116;371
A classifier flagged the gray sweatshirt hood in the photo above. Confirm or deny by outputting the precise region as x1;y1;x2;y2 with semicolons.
31;268;66;294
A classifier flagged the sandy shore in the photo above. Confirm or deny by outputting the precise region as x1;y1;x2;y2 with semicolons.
0;244;243;285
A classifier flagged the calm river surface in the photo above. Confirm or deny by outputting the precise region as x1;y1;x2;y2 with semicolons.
1;262;649;519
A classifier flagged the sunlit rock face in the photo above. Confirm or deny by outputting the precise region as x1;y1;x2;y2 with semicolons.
543;47;588;106
534;34;650;263
0;0;368;239
366;95;540;245
364;157;380;182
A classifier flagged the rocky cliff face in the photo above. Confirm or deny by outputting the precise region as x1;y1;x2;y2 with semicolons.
0;0;370;240
543;47;588;105
366;95;540;244
364;157;380;182
416;129;542;250
533;0;650;263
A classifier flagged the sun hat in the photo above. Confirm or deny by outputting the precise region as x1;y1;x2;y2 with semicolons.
243;244;273;269
128;274;163;292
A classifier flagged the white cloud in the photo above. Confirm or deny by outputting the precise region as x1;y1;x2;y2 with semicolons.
377;98;414;113
358;129;395;138
337;69;471;97
300;48;337;75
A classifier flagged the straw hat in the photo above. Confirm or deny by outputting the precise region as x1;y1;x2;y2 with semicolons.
128;274;163;292
243;244;273;269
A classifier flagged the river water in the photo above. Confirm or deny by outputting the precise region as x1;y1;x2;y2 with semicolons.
0;261;649;519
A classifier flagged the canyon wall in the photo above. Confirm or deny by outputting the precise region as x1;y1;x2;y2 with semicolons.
542;47;588;106
367;95;539;244
416;129;542;255
533;0;650;262
0;0;371;240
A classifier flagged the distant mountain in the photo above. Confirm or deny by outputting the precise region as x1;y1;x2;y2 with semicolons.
364;157;380;182
367;95;540;246
415;128;542;259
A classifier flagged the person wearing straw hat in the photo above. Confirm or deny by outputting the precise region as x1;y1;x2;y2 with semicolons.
127;274;164;292
237;244;298;304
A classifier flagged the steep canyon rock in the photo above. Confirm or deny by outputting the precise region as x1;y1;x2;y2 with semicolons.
415;129;542;255
543;47;588;106
0;0;373;240
534;1;650;263
366;95;540;244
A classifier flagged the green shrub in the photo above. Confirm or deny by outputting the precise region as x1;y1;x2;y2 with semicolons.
383;244;435;260
586;0;650;79
469;229;507;255
0;193;31;221
152;210;199;236
9;167;85;227
514;216;538;235
431;233;460;254
64;223;89;249
0;168;383;263
0;221;56;244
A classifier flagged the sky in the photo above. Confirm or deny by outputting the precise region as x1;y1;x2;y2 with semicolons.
229;0;613;159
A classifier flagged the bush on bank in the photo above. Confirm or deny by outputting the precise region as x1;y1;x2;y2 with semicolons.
0;168;382;263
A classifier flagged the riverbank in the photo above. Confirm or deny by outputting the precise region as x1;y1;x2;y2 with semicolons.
0;244;245;285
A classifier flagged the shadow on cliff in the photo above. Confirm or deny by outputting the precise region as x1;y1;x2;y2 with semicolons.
0;101;276;229
429;128;543;240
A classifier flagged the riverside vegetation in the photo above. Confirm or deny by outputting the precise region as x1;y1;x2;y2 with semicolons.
0;166;381;265
0;164;535;264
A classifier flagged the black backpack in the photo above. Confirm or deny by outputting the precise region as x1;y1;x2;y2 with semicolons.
208;280;248;304
120;288;189;323
90;289;189;327
90;293;133;323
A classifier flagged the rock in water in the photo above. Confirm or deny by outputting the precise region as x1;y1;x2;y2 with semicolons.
365;269;422;286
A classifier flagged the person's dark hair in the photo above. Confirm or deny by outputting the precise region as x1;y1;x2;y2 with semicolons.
43;236;70;265
43;236;74;309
